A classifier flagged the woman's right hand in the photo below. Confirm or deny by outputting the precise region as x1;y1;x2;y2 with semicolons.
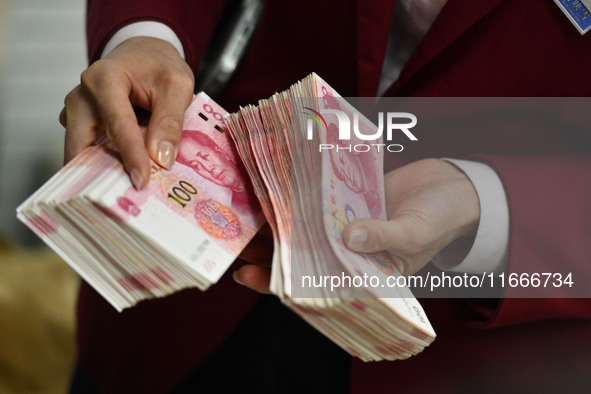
59;36;195;189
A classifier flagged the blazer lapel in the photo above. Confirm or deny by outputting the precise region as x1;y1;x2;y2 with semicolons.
385;0;505;95
355;0;397;96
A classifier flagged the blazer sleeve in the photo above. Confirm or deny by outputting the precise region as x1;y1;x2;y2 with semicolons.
86;0;227;70
463;152;591;328
381;1;591;329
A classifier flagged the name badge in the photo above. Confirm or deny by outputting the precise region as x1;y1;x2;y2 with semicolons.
554;0;591;34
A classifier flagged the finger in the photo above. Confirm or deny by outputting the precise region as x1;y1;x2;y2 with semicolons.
239;232;273;266
82;68;150;189
233;265;272;294
59;107;67;127
259;222;274;238
145;73;194;169
62;86;102;164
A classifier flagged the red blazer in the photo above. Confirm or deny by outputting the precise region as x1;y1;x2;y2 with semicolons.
83;0;591;392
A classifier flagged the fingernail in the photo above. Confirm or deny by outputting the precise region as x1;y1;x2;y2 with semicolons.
130;168;143;190
347;228;368;249
233;271;244;286
393;259;404;275
157;140;175;169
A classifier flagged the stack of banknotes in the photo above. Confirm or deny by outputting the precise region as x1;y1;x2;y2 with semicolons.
17;73;435;361
17;93;266;310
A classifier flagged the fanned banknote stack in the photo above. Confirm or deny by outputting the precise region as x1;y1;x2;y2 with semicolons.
226;73;434;360
17;93;266;310
18;74;435;361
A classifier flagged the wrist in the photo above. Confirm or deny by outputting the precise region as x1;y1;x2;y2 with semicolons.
440;159;481;239
434;158;509;274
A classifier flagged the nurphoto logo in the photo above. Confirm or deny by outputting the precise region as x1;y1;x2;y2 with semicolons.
303;106;418;153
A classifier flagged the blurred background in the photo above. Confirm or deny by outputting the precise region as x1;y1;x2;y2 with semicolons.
0;0;86;392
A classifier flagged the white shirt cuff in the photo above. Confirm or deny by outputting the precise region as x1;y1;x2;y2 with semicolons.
100;21;185;60
432;159;509;274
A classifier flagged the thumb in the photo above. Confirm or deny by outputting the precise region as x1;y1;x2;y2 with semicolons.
343;217;406;252
343;217;420;272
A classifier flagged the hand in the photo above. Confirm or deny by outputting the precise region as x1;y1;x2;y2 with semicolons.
234;158;481;293
234;223;274;294
343;158;480;275
59;36;195;189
